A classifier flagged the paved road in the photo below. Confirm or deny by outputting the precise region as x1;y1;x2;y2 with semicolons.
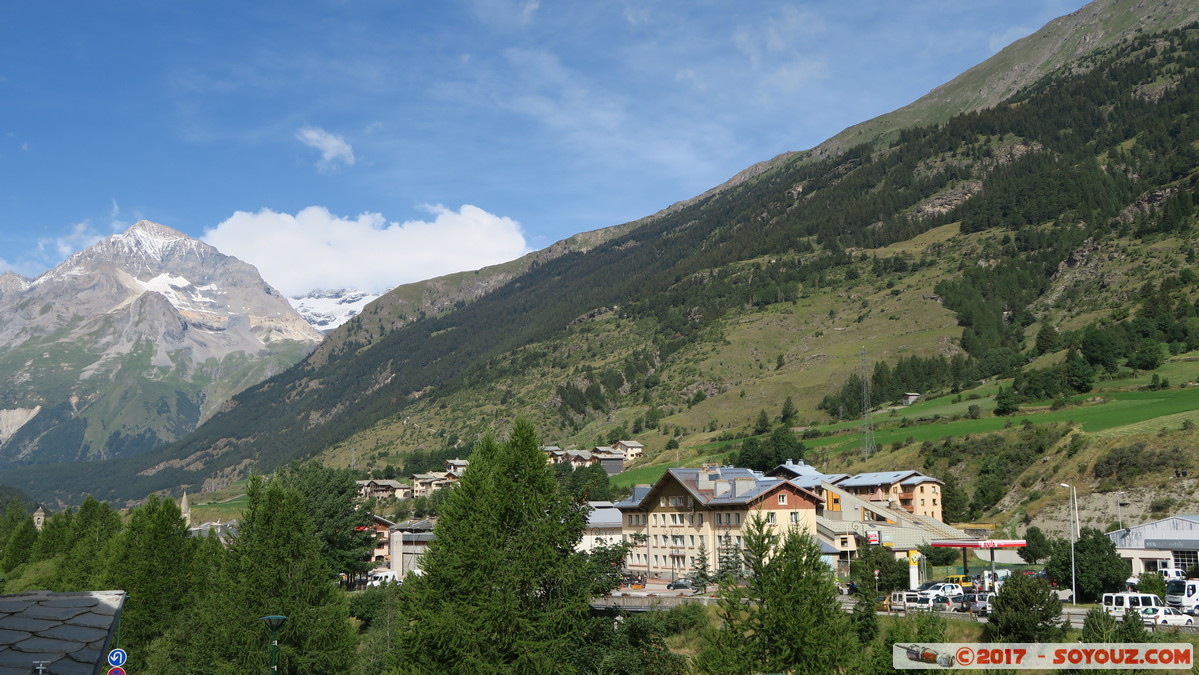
600;591;1198;634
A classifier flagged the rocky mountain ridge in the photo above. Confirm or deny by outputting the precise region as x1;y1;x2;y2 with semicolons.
0;221;321;464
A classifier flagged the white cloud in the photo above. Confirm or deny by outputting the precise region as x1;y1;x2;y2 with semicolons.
295;126;355;171
202;205;529;297
38;222;105;259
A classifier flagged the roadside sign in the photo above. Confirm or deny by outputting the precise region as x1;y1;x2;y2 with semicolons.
108;668;126;675
107;649;128;667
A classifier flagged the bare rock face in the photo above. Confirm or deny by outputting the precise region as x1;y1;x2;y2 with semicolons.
0;221;322;464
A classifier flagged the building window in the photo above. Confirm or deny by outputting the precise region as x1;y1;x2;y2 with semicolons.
767;513;776;524
933;499;938;505
778;494;787;505
690;535;695;545
790;512;800;525
669;495;684;506
660;497;667;507
1174;551;1199;570
734;513;741;525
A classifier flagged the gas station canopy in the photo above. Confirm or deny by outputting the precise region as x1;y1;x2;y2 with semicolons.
930;539;1026;549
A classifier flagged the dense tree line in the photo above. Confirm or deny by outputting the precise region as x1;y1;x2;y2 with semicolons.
819;354;979;419
0;463;371;673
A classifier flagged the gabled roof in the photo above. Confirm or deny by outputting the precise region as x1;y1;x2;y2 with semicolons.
836;470;942;488
616;440;644;448
411;472;447;481
365;479;407;489
615;465;823;510
370;514;397;527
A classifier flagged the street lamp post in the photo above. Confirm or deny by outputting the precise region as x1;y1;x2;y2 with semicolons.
1060;484;1077;605
260;615;288;674
1116;491;1125;530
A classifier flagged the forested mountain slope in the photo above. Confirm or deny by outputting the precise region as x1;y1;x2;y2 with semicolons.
8;21;1199;507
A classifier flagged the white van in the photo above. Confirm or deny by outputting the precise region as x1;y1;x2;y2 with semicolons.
888;591;920;611
1130;568;1187;587
1103;592;1166;618
367;568;398;587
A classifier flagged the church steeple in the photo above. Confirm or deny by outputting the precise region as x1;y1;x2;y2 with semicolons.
180;492;191;527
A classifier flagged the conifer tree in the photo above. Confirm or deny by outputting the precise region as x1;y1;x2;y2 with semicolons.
699;516;856;674
0;516;36;573
274;461;374;578
146;477;356;674
56;496;121;591
393;419;614;673
103;495;194;664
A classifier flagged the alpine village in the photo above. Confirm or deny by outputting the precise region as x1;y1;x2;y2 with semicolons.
7;1;1199;673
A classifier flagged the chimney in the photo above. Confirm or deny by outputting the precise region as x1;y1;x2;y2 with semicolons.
733;477;756;497
713;479;731;497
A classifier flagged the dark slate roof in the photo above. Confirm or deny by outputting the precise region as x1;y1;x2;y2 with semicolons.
0;591;125;675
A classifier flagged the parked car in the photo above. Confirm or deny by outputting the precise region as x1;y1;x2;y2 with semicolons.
666;578;693;590
970;593;996;615
1141;606;1194;626
917;582;964;599
945;574;974;591
911;595;953;612
957;593;980;612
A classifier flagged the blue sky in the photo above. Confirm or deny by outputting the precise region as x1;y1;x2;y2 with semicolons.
0;0;1088;296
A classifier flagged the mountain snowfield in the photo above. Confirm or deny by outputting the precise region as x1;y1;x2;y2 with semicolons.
288;288;382;332
0;221;322;464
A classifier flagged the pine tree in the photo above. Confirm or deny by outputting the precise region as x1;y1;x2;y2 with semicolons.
274;461;374;577
753;409;771;435
393;419;613;673
0;516;37;573
780;396;797;424
145;477;357;674
55;496;121;591
993;386;1019;416
699;516;856;674
690;537;714;594
103;495;195;666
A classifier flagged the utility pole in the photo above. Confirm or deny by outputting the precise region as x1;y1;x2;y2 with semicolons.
860;347;875;459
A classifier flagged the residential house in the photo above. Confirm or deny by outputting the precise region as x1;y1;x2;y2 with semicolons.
544;447;625;476
444;458;469;477
833;470;945;521
356;479;413;501
362;514;396;565
411;472;454;499
615;464;824;580
612;440;644;462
